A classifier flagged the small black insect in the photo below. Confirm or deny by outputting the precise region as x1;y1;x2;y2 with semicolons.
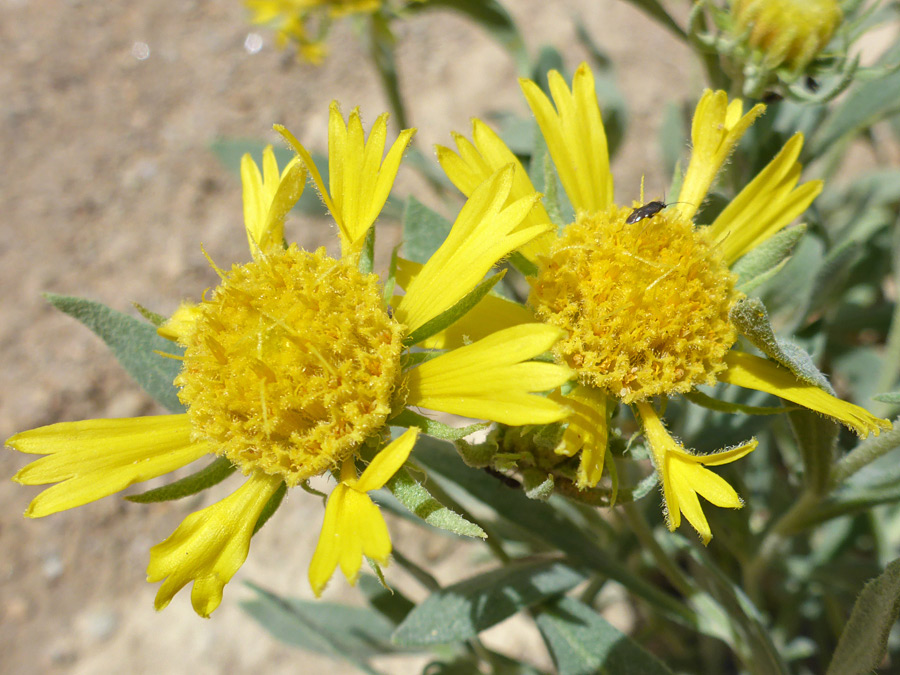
626;200;668;225
625;198;690;225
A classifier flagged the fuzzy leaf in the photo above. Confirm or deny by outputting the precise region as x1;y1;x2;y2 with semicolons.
732;224;807;293
241;582;396;674
536;596;673;675
385;466;486;539
413;437;696;626
390;409;489;441
403;271;505;347
45;294;185;413
392;559;585;646
810;68;900;158
787;409;839;495
683;390;796;415
826;558;900;675
729;296;835;393
358;575;416;627
126;457;235;503
873;392;900;404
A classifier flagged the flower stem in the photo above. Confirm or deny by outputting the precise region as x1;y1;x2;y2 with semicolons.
829;418;900;487
621;503;695;598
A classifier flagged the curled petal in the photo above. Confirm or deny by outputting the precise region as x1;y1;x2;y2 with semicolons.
636;401;755;544
147;472;283;617
308;483;391;597
720;351;891;437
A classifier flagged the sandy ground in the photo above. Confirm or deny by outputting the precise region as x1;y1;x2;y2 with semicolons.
0;1;696;673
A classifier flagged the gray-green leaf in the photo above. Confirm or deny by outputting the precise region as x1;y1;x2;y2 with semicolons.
826;558;900;675
383;466;486;539
392;559;585;646
732;224;807;293
45;293;185;413
125;457;235;503
536;596;673;675
241;582;396;675
729;296;835;393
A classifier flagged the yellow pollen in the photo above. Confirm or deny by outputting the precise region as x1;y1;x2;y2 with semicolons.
175;245;405;486
530;206;739;402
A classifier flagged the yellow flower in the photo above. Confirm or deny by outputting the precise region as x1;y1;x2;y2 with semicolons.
731;0;843;72
7;103;572;616
245;0;382;64
436;62;891;543
309;427;418;596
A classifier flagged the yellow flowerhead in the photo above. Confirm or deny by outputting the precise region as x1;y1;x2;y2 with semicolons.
436;62;891;543
7;104;572;616
245;0;382;63
731;0;843;72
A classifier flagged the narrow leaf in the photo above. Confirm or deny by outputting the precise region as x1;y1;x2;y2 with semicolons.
126;457;235;503
732;224;807;293
404;271;505;347
684;390;796;415
787;409;839;494
358;575;416;627
827;558;900;675
873;392;900;404
390;409;489;441
241;582;396;673
384;466;486;539
392;559;585;645
810;68;900;158
729;296;835;393
413;437;697;626
402;197;453;264
536;595;673;675
45;294;185;413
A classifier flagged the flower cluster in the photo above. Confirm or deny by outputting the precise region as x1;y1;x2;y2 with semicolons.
436;62;890;543
7;102;571;616
6;63;890;620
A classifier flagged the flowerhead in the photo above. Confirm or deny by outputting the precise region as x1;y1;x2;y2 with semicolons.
436;62;890;543
731;0;843;73
245;0;382;63
7;102;572;615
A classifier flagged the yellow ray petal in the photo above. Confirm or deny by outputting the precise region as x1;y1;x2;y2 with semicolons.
394;166;550;334
636;401;753;544
676;91;766;221
436;119;556;263
356;427;419;492
147;472;282;617
274;123;336;225
158;301;203;342
406;324;573;425
241;147;306;259
309;476;393;596
709;134;823;264
668;463;712;543
9;416;207;518
276;107;415;256
719;351;891;437
553;385;609;488
676;461;743;508
519;63;613;215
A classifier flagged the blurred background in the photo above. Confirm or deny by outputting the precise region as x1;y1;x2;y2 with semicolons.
5;0;877;672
